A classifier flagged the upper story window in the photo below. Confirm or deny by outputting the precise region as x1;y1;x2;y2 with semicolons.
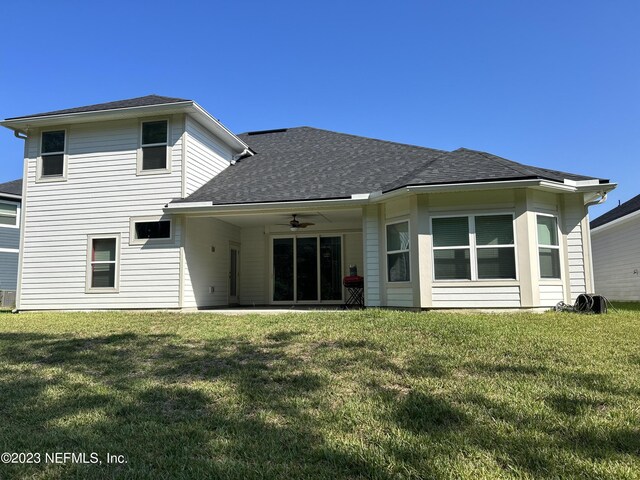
0;202;18;227
537;215;561;279
139;120;169;173
432;214;516;281
39;130;66;180
386;221;410;282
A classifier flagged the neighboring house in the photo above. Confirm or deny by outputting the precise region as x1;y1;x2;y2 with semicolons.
590;195;640;301
0;95;615;311
0;178;22;306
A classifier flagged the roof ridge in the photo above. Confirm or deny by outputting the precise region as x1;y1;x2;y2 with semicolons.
240;126;450;154
459;148;541;178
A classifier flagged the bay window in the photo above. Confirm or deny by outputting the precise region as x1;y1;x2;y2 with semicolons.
432;214;516;281
537;215;561;279
386;221;410;282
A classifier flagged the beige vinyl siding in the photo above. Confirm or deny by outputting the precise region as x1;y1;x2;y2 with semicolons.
183;217;241;308
363;205;381;306
240;226;267;306
562;196;588;302
432;285;521;308
592;216;640;301
386;287;414;307
184;116;233;196
539;284;564;306
19;118;184;310
0;252;18;291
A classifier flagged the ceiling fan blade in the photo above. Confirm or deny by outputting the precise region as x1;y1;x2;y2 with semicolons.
298;222;315;228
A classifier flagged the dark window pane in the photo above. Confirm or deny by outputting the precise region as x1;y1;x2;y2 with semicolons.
320;237;342;300
477;247;516;279
386;222;409;251
42;154;64;176
42;131;65;153
92;263;115;288
0;203;17;214
476;215;514;245
135;220;171;239
142;121;168;145
142;146;167;170
296;237;318;301
539;248;561;278
273;238;294;301
93;238;116;262
434;249;471;280
433;217;469;247
388;252;410;282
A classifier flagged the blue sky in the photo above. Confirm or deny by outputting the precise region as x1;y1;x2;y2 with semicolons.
1;0;637;219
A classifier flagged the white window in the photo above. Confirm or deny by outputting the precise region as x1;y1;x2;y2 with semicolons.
0;202;18;227
432;214;516;281
39;130;66;181
537;215;561;279
86;235;120;292
130;217;172;244
138;120;170;173
386;221;410;282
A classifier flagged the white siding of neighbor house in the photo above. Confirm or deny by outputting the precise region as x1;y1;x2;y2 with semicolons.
19;117;184;310
184;116;233;196
182;217;240;308
0;252;18;291
591;215;640;301
431;285;521;308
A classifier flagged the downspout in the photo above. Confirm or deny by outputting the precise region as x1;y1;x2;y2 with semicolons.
231;148;252;165
584;191;607;207
12;128;28;313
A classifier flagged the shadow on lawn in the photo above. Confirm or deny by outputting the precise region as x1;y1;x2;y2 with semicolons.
0;330;637;479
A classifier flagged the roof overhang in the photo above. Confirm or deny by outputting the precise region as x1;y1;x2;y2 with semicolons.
0;193;21;201
166;178;617;215
1;101;250;154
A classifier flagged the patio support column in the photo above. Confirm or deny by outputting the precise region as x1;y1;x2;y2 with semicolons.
415;194;432;308
362;204;382;306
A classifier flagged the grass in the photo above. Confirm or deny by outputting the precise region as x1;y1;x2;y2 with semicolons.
0;306;638;479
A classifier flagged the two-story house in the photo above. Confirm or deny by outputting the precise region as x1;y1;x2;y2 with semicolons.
0;178;21;307
1;95;615;311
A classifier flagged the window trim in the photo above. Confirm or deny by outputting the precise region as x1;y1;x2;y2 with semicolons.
37;129;68;183
535;213;562;280
0;200;20;229
431;212;518;282
129;216;174;245
137;118;171;175
385;219;411;283
86;234;120;293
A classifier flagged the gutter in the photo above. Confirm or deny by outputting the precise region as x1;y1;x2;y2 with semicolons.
166;178;617;215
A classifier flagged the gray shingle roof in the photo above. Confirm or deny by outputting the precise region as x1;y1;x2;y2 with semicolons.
590;194;640;229
181;127;607;205
5;95;190;120
0;179;22;198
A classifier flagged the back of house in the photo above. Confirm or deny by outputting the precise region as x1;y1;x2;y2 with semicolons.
1;95;615;311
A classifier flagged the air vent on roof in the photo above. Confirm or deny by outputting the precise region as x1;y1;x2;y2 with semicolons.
246;128;288;136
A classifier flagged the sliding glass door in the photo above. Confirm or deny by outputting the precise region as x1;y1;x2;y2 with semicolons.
272;236;342;303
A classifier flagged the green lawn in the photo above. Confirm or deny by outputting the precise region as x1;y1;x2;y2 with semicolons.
0;306;638;479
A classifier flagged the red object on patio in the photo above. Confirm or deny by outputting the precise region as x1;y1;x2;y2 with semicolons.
343;275;364;308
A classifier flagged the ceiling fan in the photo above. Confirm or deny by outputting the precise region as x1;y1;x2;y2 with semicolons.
278;214;315;231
